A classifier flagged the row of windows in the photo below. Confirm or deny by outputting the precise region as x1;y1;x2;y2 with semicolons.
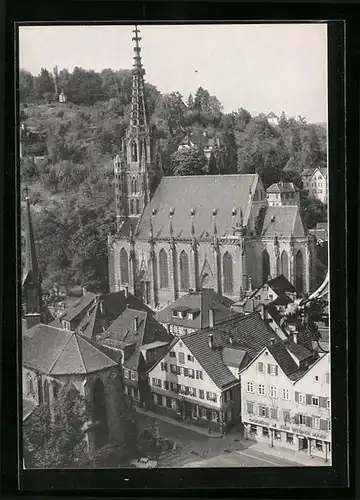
246;401;331;431
151;378;217;402
123;369;137;381
257;362;279;375
169;351;194;363
168;364;203;379
246;383;330;408
118;247;234;293
154;394;220;421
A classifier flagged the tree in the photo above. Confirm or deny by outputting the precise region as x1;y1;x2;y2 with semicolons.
19;69;34;103
23;382;91;469
300;191;327;229
33;68;55;100
170;147;207;176
70;67;105;106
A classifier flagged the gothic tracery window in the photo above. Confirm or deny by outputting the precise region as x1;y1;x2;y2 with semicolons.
262;249;270;284
131;177;138;194
159;249;169;289
131;141;138;162
223;252;233;294
43;379;50;405
295;250;304;294
281;250;289;280
179;251;190;291
26;373;34;397
120;248;129;284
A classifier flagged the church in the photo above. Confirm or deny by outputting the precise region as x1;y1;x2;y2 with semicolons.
108;26;318;310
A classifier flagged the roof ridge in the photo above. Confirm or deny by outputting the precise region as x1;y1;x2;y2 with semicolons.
47;331;74;374
162;174;258;180
78;335;118;366
74;334;87;373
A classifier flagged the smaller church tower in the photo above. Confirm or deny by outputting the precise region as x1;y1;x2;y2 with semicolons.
114;25;160;232
22;186;43;316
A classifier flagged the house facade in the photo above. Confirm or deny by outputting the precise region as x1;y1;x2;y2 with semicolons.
240;345;331;462
303;167;328;204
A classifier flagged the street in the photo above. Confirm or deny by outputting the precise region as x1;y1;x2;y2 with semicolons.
135;411;303;468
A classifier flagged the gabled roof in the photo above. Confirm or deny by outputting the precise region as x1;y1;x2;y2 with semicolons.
155;289;235;330
293;352;330;384
132;174;259;240
23;324;119;375
58;290;153;340
180;312;284;388
99;308;172;371
266;182;298;193
261;206;305;238
249;274;296;299
222;347;247;368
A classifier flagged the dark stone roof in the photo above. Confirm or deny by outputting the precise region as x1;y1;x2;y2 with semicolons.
261;206;305;238
266;182;298;193
267;343;308;381
266;275;296;295
155;289;235;330
284;340;313;362
132;174;259;240
180;312;284;388
118;217;140;238
99;308;172;371
23;324;118;375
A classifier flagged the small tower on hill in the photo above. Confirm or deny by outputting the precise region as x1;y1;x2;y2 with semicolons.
114;25;161;231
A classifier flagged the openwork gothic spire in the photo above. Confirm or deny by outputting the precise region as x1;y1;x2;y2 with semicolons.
130;25;148;133
22;186;39;285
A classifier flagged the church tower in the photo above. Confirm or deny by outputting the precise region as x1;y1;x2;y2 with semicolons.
114;25;157;231
22;187;43;316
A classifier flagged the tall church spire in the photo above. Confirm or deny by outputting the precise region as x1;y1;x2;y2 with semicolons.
22;186;42;315
114;24;162;231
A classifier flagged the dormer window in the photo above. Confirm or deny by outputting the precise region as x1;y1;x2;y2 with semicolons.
172;310;178;317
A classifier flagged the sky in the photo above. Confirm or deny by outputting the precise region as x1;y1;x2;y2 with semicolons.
19;23;328;124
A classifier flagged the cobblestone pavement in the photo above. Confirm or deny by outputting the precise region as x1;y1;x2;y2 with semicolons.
136;412;327;468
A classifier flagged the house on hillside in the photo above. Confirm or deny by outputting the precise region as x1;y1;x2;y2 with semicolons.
302;167;328;204
147;311;285;433
22;323;127;453
177;131;222;161
239;343;330;461
154;288;236;337
246;275;297;311
266;181;300;208
96;308;173;405
266;112;279;126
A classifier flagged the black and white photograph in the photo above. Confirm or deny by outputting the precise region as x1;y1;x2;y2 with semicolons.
19;23;331;470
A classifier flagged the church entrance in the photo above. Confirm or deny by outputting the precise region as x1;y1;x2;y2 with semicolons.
92;378;109;450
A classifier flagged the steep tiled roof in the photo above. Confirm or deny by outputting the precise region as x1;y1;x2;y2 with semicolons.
267;343;307;381
59;292;97;323
284;341;312;362
266;182;298;193
99;308;172;371
132;174;259;240
118;217;140;238
261;206;305;238
23;324;118;375
155;289;235;330
222;347;247;368
181;312;284;388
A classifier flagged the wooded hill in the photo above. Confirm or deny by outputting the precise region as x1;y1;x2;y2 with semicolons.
20;67;327;293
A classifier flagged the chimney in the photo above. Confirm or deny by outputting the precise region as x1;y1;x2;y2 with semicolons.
270;337;275;345
124;286;128;298
134;315;138;331
293;332;298;344
24;313;41;331
82;286;87;296
208;333;214;349
100;300;105;315
209;308;214;328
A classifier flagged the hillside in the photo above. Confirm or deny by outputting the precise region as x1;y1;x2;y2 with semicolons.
20;67;327;293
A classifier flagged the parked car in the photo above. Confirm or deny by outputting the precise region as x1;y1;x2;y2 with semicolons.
129;457;158;469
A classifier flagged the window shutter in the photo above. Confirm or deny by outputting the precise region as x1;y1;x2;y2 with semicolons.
319;396;327;408
270;408;277;420
283;410;290;422
295;391;299;402
258;406;262;417
294;413;299;424
306;393;312;405
319;419;327;431
184;368;188;376
258;362;263;372
265;407;269;418
275;365;279;376
267;364;271;374
305;416;312;427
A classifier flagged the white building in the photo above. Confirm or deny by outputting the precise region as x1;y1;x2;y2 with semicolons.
240;344;331;463
302;167;328;204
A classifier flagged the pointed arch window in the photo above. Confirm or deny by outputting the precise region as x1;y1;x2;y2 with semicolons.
130;199;135;215
131;177;138;194
223;252;233;294
295;250;304;294
159;249;169;289
26;373;34;397
179;251;190;291
262;249;270;284
281;251;289;280
43;379;50;405
136;199;140;215
120;248;129;284
131;141;138;162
